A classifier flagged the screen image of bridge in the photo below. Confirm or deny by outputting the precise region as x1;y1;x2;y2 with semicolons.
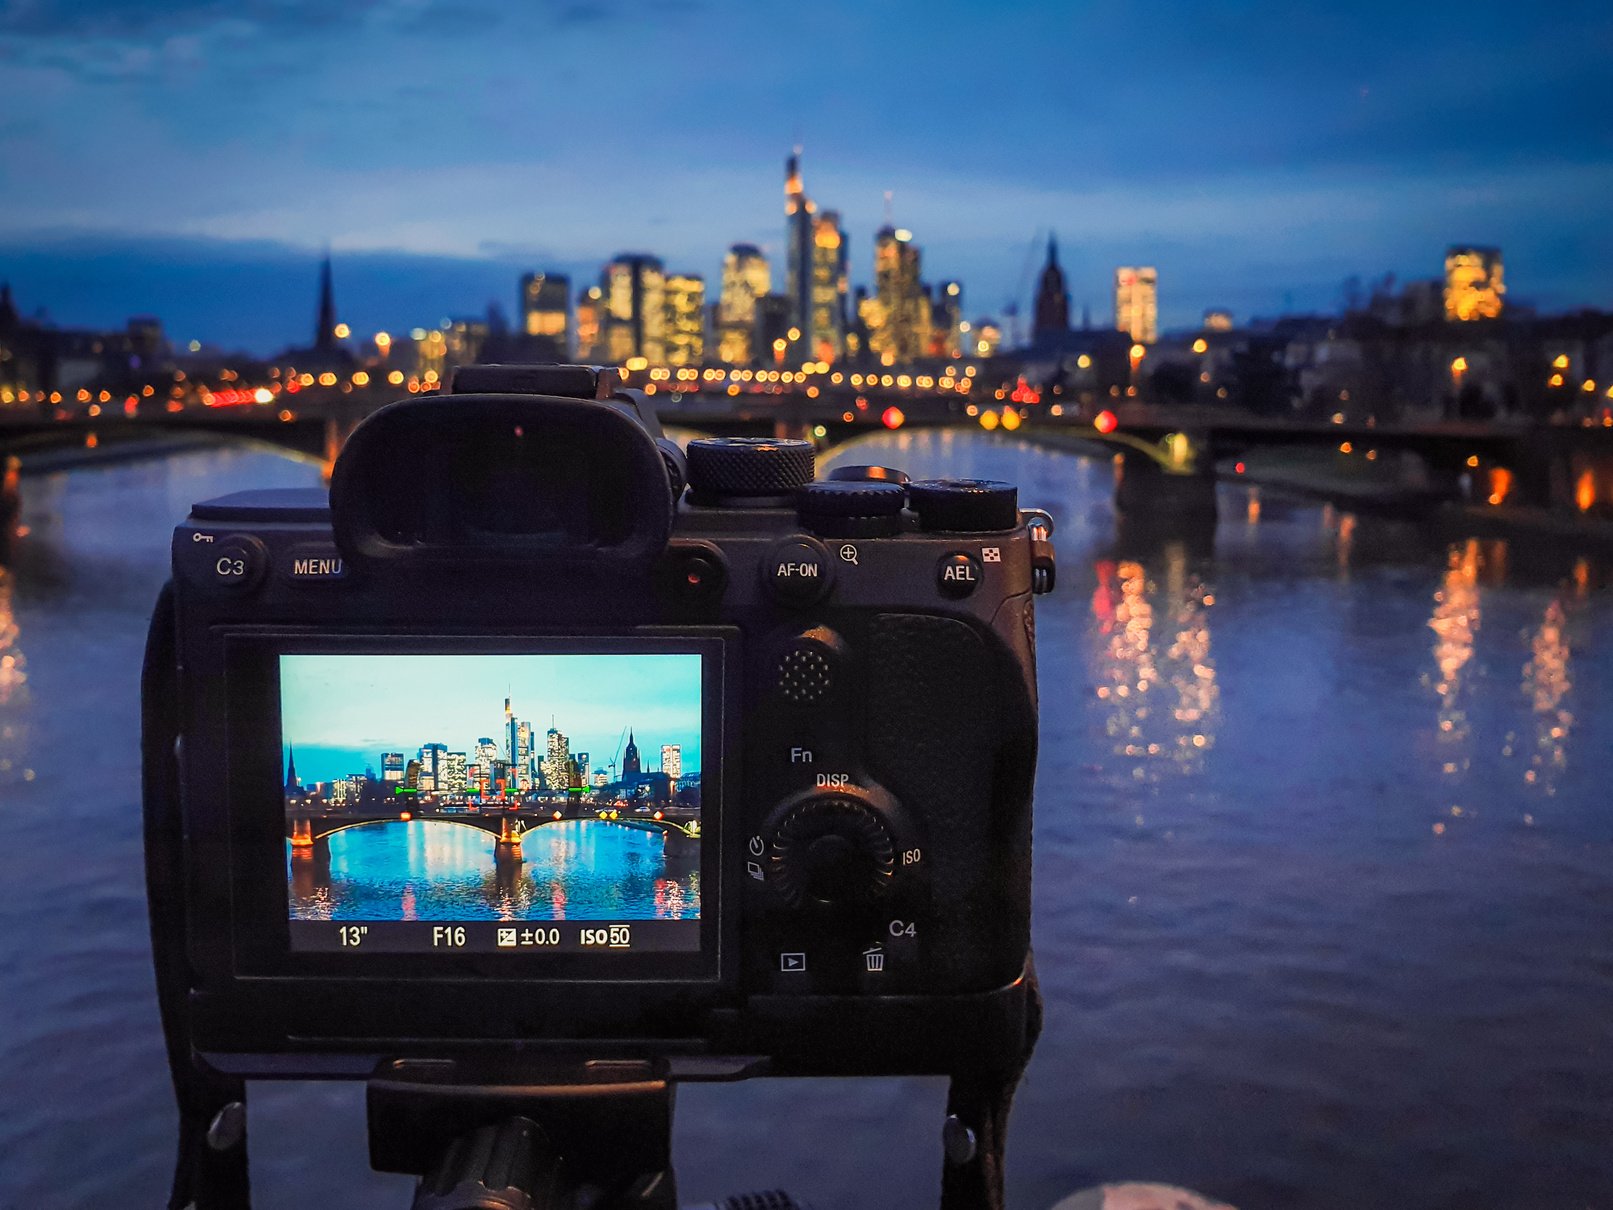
279;651;704;934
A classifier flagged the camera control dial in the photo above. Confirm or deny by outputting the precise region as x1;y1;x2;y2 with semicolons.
686;437;815;506
768;795;896;909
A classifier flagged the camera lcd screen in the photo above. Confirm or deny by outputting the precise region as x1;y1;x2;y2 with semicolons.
280;652;704;955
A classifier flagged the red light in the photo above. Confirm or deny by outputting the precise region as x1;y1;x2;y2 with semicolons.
1234;461;1246;475
1094;410;1118;434
882;406;905;430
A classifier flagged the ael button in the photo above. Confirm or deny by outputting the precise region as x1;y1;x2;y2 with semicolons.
937;552;982;598
204;534;267;593
765;535;832;607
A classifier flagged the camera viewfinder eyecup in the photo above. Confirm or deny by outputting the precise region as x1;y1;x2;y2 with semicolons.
328;365;680;574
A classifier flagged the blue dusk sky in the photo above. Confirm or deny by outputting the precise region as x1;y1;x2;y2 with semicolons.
0;1;1610;352
280;652;703;786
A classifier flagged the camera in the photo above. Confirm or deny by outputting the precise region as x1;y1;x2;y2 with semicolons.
143;364;1053;1206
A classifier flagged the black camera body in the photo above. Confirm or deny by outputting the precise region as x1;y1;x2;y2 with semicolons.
149;365;1048;1087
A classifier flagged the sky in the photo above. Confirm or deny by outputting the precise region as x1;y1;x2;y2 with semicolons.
1;0;1610;353
279;652;704;786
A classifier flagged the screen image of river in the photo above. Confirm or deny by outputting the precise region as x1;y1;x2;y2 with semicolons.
286;819;700;922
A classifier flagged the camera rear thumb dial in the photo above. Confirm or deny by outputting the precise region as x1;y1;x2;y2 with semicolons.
769;796;895;909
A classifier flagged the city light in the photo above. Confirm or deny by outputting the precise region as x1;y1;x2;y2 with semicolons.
881;406;904;429
1094;410;1118;435
333;323;351;340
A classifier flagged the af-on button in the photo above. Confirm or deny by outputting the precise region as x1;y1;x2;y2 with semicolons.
764;535;833;607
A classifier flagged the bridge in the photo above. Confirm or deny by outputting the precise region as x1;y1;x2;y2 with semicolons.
287;803;703;864
4;366;1612;527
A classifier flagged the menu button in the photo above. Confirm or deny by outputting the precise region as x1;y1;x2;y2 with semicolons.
284;545;346;584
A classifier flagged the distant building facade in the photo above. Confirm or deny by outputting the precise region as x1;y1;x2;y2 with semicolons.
1115;267;1158;344
1445;246;1504;322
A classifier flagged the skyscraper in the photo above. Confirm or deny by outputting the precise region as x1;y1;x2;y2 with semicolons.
444;751;468;795
931;281;964;358
418;743;447;792
382;752;404;783
575;286;604;360
870;226;927;364
664;273;706;366
519;272;571;357
603;255;666;363
1444;247;1504;321
1033;237;1070;339
810;210;848;363
516;721;534;791
717;244;771;365
1115;267;1159;344
543;727;571;793
661;744;682;779
783;152;846;364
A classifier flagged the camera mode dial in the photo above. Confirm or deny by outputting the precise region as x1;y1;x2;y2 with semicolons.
768;795;896;909
907;479;1019;532
686;437;815;506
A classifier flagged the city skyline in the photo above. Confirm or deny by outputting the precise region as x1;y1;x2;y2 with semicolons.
279;653;703;788
0;1;1608;352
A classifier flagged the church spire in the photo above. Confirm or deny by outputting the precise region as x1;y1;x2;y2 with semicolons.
314;253;337;352
1032;231;1070;340
285;745;300;793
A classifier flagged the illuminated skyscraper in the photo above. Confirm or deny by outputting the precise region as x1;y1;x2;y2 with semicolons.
717;244;770;365
417;743;448;792
1033;237;1070;339
664;273;706;366
575;286;604;360
444;752;468;795
382;752;404;783
516;720;534;791
870;226;927;364
810;210;848;363
475;738;498;793
603;255;667;363
784;152;846;363
931;281;964;358
1444;247;1504;321
661;744;682;779
543;727;571;793
519;272;571;357
1115;267;1158;344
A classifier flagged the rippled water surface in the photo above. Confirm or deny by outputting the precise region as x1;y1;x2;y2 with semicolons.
2;433;1611;1209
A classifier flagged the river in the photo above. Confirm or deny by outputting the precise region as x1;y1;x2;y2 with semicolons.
1;431;1610;1208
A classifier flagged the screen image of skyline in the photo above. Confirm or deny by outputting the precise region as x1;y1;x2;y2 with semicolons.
278;652;702;786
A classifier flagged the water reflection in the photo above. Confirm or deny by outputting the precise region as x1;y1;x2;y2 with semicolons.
1520;597;1573;799
1427;540;1482;794
287;820;700;922
0;569;28;794
1090;544;1219;780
